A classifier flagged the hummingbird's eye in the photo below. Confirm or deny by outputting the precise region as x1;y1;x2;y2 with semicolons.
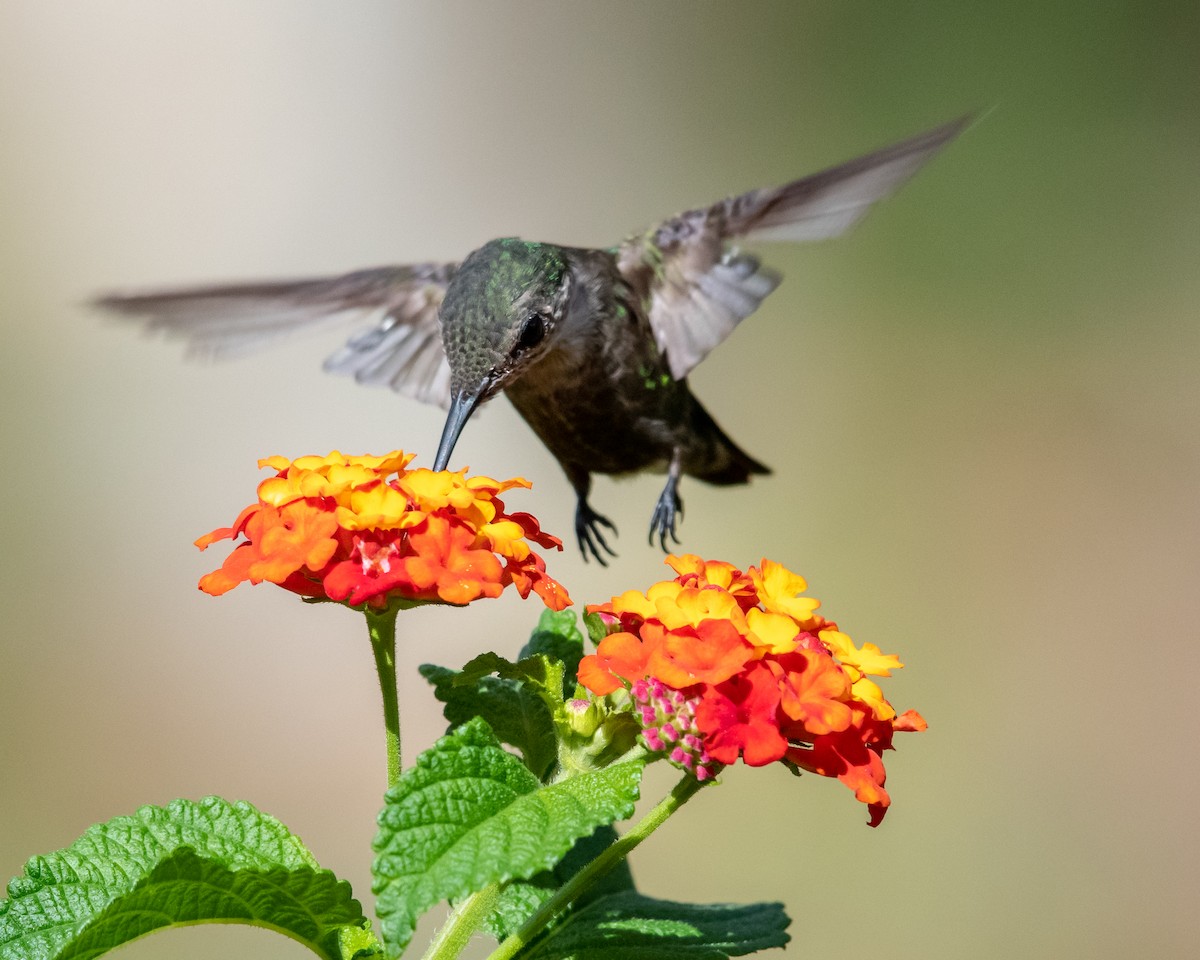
515;314;547;353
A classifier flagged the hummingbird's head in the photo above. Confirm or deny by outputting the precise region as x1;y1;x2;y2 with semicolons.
433;238;571;470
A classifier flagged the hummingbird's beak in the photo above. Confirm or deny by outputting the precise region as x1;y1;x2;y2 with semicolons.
432;386;484;471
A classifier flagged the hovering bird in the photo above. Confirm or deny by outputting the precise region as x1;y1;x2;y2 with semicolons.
99;116;968;564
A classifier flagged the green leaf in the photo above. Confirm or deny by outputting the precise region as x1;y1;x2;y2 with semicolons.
420;611;586;780
482;881;550;947
0;797;377;960
521;609;585;692
421;639;580;781
523;892;791;960
372;718;644;957
459;651;567;710
420;660;559;780
485;825;635;941
582;611;611;648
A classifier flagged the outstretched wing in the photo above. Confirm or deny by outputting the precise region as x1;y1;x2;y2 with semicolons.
617;115;971;380
96;262;458;408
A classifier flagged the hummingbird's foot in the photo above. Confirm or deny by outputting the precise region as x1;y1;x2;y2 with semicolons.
648;481;683;553
576;499;619;566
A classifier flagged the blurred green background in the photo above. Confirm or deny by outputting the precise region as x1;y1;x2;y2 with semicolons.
2;2;1197;958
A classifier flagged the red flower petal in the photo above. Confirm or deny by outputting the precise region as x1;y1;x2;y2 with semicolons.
696;663;787;766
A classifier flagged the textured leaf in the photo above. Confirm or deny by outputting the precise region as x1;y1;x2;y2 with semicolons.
0;797;375;960
372;718;644;957
484;825;635;941
524;892;790;960
420;641;576;782
521;609;585;693
458;651;567;711
482;880;550;946
420;612;585;780
420;660;559;779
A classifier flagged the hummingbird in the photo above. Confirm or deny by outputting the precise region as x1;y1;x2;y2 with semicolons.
98;116;968;564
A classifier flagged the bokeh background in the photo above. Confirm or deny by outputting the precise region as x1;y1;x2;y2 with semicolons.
2;2;1197;958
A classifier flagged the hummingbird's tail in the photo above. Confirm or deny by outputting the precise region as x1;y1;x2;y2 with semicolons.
685;399;771;486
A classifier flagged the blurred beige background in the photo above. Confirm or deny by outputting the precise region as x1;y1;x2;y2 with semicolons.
2;2;1197;958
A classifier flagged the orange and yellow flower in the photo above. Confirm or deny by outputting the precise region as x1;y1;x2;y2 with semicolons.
579;555;923;825
197;451;571;610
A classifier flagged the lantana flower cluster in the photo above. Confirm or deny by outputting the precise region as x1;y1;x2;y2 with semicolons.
196;451;571;610
579;555;925;825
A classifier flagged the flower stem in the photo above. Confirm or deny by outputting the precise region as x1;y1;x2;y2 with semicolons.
366;605;402;788
484;771;708;960
421;882;501;960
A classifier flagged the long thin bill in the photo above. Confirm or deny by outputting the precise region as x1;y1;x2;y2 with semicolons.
432;388;482;471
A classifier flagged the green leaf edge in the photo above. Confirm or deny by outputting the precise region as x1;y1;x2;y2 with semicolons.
525;891;791;960
372;718;645;957
0;796;377;960
483;824;636;942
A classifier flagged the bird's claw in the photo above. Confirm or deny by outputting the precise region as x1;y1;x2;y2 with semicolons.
648;486;683;553
576;501;618;565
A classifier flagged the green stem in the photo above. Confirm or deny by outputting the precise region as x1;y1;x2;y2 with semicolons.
421;882;502;960
366;605;402;788
484;771;707;960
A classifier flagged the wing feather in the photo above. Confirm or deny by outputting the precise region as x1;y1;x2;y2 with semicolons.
97;262;457;408
618;115;970;379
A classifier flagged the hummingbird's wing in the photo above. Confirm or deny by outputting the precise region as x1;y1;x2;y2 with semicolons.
96;263;458;408
617;115;970;380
